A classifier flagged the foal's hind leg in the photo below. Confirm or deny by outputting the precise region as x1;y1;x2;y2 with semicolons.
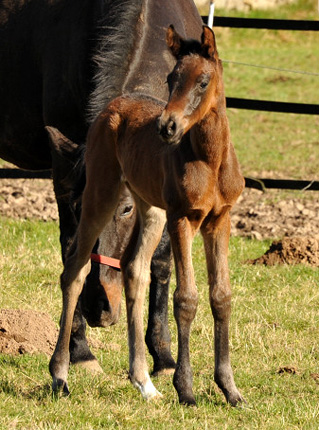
201;211;244;406
121;198;167;400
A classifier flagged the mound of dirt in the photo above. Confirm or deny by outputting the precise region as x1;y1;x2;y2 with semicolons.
247;237;319;267
0;309;58;355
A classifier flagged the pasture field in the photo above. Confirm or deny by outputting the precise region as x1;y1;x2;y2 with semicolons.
0;217;319;430
0;0;319;429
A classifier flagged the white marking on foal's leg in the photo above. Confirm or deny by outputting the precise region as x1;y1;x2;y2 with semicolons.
131;371;162;400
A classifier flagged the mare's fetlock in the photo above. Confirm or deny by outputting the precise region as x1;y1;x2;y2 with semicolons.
151;358;176;377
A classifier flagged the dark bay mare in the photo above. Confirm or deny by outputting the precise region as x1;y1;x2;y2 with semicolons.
0;0;203;375
50;25;245;406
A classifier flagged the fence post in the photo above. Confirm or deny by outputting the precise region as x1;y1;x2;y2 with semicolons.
208;1;215;28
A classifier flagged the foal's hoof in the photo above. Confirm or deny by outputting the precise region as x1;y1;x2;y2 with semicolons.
227;391;246;408
52;377;70;397
179;394;197;407
131;375;162;401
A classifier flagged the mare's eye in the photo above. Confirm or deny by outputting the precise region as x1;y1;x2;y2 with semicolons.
121;205;134;217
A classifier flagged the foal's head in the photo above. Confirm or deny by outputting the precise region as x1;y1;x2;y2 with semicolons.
157;25;224;145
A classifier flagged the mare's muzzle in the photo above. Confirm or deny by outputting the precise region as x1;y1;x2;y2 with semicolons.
157;113;184;145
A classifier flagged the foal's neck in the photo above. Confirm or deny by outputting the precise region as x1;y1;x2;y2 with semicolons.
190;105;230;164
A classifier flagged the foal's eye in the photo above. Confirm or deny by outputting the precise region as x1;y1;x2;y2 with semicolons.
199;80;209;90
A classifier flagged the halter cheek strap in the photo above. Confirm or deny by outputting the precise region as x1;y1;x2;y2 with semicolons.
90;253;121;271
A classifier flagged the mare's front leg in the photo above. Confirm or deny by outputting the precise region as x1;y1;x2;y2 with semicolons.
146;225;176;375
121;200;167;400
167;215;199;406
201;211;244;406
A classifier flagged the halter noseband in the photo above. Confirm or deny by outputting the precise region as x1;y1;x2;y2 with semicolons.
90;253;121;271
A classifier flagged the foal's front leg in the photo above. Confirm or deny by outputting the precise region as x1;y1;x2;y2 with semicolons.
121;201;167;400
50;157;122;394
167;215;199;406
201;211;244;406
50;248;92;394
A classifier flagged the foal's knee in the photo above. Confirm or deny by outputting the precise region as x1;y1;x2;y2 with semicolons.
173;288;198;324
122;260;151;298
209;286;231;321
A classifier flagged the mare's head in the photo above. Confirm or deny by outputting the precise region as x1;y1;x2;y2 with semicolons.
157;25;224;145
80;186;135;327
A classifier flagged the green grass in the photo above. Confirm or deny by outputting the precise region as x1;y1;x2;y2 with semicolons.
1;217;319;429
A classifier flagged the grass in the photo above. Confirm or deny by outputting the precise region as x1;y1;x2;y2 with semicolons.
1;218;319;429
1;1;319;428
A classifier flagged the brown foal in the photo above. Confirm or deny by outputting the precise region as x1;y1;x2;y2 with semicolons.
49;25;245;406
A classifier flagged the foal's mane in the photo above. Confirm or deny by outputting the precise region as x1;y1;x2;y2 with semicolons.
88;0;144;122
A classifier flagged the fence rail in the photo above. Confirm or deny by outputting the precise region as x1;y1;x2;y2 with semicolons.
0;168;51;179
202;16;319;31
1;167;318;193
226;97;319;115
1;15;318;191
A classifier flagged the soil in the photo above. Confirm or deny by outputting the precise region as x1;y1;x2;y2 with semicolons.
1;172;319;355
247;236;319;267
0;309;58;356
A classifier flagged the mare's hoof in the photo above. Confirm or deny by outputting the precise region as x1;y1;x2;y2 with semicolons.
152;366;176;377
52;378;70;397
74;359;104;374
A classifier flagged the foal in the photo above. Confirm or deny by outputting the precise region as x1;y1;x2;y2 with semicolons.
50;25;245;406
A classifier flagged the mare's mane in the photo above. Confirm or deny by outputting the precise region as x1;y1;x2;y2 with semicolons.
88;0;144;122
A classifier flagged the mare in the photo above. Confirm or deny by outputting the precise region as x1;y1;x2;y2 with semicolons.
0;0;203;375
50;25;245;406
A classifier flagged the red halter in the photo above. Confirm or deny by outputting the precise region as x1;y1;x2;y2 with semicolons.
90;253;121;271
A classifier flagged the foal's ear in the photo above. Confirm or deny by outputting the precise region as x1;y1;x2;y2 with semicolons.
201;26;218;60
166;25;184;58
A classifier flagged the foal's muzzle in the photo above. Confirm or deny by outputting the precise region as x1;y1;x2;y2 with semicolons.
157;114;184;145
